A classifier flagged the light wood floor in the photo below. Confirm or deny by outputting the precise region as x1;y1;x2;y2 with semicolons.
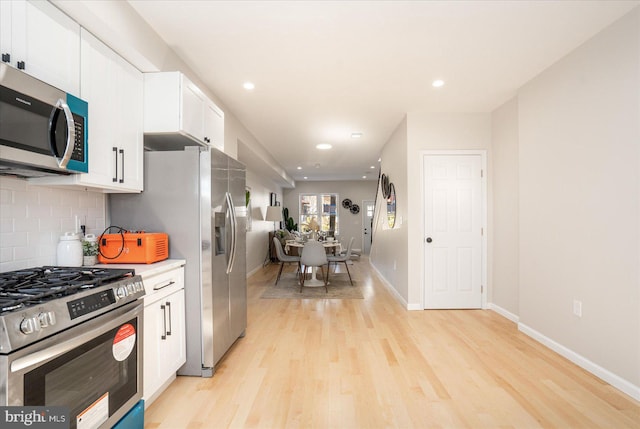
145;258;639;428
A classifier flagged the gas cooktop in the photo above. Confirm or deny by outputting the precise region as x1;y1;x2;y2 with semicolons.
0;266;145;353
0;266;135;314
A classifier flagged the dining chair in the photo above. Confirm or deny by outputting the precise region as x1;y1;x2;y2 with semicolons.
299;240;329;292
327;237;355;285
273;237;301;285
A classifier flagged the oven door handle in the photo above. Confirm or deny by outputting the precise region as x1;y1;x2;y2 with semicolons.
11;303;142;373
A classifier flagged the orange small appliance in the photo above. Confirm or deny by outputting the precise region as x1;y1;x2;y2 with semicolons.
98;232;169;264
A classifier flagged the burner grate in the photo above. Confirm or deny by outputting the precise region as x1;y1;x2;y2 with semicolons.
0;266;135;314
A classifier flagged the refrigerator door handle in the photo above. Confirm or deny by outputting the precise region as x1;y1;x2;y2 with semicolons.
225;192;236;274
230;191;238;271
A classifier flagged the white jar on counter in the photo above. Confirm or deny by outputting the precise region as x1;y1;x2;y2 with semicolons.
57;232;83;266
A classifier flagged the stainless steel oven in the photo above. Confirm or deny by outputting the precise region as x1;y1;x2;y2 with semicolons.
0;267;145;429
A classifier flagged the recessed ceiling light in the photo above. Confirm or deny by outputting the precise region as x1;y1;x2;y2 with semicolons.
351;133;363;139
316;143;332;150
432;79;445;88
243;81;255;90
362;175;367;179
378;158;382;162
297;166;302;170
303;176;308;179
370;165;375;169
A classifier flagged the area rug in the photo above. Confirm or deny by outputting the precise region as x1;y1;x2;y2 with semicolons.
261;277;363;299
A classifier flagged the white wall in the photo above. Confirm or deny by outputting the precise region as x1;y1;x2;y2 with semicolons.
490;98;519;317
406;113;492;308
0;176;106;271
283;180;377;252
246;170;283;276
371;113;492;309
370;117;409;304
517;8;639;390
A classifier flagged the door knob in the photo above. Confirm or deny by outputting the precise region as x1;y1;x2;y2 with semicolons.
426;237;432;243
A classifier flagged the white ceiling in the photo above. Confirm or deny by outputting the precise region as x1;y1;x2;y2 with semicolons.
127;0;638;183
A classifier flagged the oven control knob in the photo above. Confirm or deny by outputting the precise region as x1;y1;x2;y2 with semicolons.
38;312;56;327
38;313;49;328
20;317;41;335
116;286;128;299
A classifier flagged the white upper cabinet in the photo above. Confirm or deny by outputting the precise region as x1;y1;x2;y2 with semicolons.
77;29;143;192
0;0;80;95
32;29;144;192
204;100;224;152
144;72;224;151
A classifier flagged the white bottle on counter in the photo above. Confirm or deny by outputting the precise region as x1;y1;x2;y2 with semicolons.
57;232;83;266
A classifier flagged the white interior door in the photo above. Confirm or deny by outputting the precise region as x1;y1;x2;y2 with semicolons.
424;154;483;309
362;200;374;254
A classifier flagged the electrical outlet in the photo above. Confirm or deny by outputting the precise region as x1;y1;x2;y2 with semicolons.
573;300;582;317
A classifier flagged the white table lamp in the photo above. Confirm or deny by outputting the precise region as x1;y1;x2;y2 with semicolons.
265;206;282;231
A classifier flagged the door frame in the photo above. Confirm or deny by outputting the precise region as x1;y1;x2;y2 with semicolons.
419;150;487;309
361;199;375;254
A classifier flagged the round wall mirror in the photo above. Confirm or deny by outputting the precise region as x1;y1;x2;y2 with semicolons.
387;183;396;228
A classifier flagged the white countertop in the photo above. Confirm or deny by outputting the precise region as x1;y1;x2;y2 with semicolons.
92;259;186;279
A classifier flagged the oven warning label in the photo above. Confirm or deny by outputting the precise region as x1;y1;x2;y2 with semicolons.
77;393;108;429
113;323;136;361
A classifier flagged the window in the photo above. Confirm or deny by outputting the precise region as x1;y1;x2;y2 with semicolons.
299;193;339;234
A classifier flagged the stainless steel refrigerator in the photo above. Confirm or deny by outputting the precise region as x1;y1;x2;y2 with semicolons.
109;146;247;377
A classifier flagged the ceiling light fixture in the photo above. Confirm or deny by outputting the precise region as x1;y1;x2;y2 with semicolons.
432;79;445;88
316;143;332;150
351;133;363;139
297;166;302;170
370;165;375;169
303;176;308;179
243;81;255;90
362;175;367;179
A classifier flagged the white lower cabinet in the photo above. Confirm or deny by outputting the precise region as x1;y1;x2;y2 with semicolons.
141;265;186;407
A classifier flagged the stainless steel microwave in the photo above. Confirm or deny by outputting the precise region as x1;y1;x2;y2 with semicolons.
0;63;88;178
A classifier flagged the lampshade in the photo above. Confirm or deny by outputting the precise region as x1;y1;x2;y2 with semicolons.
265;206;282;222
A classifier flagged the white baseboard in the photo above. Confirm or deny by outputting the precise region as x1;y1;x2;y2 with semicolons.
368;260;411;309
488;303;519;323
246;264;263;278
518;323;640;402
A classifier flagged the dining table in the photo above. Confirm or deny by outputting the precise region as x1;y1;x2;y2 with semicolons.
285;239;342;286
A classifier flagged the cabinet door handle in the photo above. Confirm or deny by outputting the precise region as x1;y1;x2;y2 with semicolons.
166;301;172;336
119;148;125;183
17;60;25;70
112;147;118;182
1;53;9;63
160;304;167;340
153;280;175;291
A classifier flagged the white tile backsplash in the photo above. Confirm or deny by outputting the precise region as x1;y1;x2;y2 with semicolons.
0;176;107;272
